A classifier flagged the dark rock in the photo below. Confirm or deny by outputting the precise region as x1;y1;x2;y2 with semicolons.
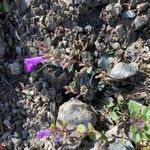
133;15;149;30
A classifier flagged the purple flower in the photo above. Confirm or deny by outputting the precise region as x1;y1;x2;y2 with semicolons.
36;129;50;139
24;56;45;73
54;135;61;145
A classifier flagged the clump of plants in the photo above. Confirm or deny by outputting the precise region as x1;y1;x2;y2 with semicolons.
0;0;9;12
128;100;150;144
36;121;101;147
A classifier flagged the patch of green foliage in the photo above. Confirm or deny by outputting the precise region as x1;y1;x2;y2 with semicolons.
0;0;9;12
128;100;150;144
76;123;101;141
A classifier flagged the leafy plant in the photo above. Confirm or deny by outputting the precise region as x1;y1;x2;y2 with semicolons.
128;100;150;144
0;0;9;12
76;123;101;141
36;122;101;147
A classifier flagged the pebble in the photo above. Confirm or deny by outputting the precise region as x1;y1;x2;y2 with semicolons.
57;98;97;130
98;56;114;70
133;15;149;30
19;0;32;14
11;138;22;146
9;61;22;75
114;3;122;16
146;39;150;46
3;119;11;128
110;62;139;79
2;132;12;140
108;141;134;150
136;2;149;13
63;0;73;6
111;42;120;50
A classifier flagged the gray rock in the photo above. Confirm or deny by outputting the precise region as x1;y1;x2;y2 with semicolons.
45;18;57;31
19;0;32;14
15;46;22;54
111;42;120;50
108;141;134;150
57;98;96;130
3;119;11;128
2;132;12;140
11;138;22;146
63;0;99;8
133;15;149;30
136;2;149;12
98;56;114;70
63;0;73;6
146;39;150;46
9;61;22;75
110;62;138;79
114;3;122;16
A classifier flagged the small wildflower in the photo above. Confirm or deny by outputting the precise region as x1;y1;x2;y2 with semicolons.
24;56;47;73
54;135;61;145
36;129;50;139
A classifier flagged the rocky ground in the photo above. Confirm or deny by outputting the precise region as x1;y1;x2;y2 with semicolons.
0;0;150;150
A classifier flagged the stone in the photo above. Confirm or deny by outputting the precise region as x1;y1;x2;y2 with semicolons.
98;56;114;70
106;126;118;141
111;42;120;50
136;2;149;12
3;119;11;128
9;61;22;75
133;15;149;30
110;62;138;79
11;138;22;146
2;132;12;140
63;0;73;6
114;3;122;16
45;18;57;31
106;4;113;12
57;98;96;130
124;46;140;62
19;0;32;14
146;39;150;46
108;141;134;150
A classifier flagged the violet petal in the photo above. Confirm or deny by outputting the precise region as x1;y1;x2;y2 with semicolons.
54;135;61;145
36;129;50;139
24;56;44;73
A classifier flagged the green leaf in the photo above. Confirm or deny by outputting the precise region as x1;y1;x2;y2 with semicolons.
133;132;142;143
128;100;141;116
111;111;119;121
130;125;138;134
106;99;114;108
68;64;74;72
50;123;57;129
141;107;150;120
146;108;150;121
2;0;9;12
89;130;101;141
88;123;94;131
76;124;87;133
69;81;76;88
57;120;65;127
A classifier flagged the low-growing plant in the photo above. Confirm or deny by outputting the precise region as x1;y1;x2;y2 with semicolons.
128;100;150;144
0;0;9;12
36;121;101;147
